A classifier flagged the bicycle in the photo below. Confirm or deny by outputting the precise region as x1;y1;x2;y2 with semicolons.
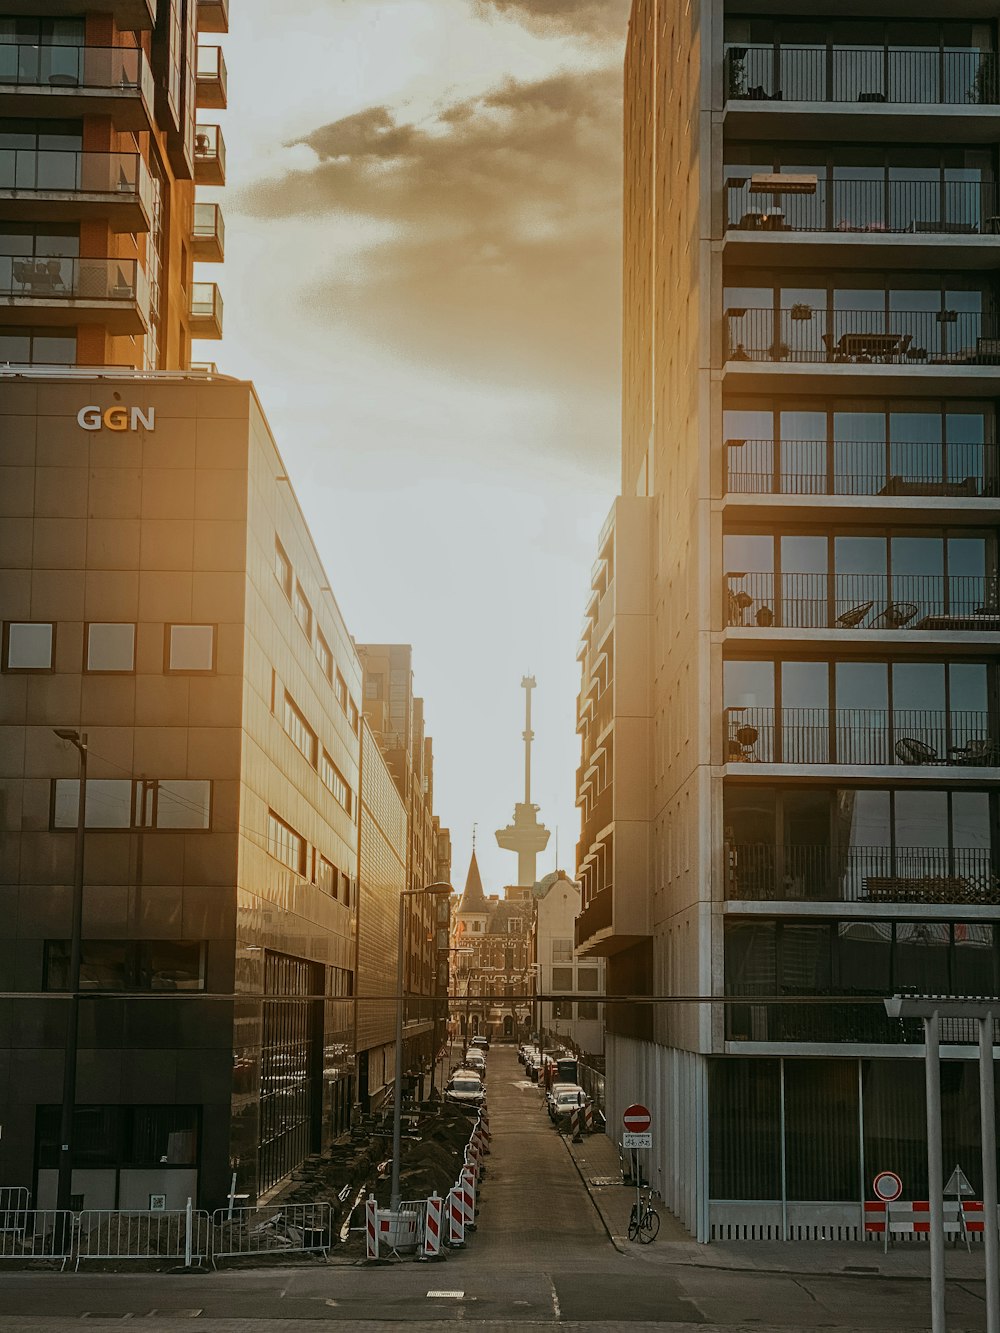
628;1189;660;1244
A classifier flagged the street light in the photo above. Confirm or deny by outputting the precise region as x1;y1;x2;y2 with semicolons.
390;881;452;1215
52;728;88;1216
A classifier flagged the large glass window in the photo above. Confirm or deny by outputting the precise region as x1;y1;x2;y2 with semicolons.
167;624;215;672
53;779;132;829
708;1059;781;1200
784;1060;859;1201
267;811;306;875
4;621;53;670
45;939;205;991
86;623;135;673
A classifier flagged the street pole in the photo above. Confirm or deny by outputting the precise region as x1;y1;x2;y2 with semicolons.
925;1010;945;1333
54;729;87;1216
980;1010;1000;1333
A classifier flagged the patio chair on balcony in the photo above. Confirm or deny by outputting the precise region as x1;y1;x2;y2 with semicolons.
948;738;999;766
895;736;940;765
726;724;759;762
870;601;918;629
835;600;875;629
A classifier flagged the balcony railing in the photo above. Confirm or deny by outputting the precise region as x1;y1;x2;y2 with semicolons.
192;201;224;262
195;44;227;109
724;706;996;766
194;123;225;185
190;281;223;337
726;842;1000;905
726;176;1000;236
725;437;998;498
726;45;998;106
725;571;1000;633
0;148;153;212
575;887;613;949
726;307;1000;366
0;42;154;101
724;993;997;1044
0;254;149;310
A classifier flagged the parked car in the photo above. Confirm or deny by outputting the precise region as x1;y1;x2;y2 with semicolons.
546;1081;581;1119
445;1071;485;1107
463;1049;486;1074
549;1085;587;1129
471;1034;490;1052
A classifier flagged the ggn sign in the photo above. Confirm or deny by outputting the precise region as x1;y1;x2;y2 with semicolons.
77;405;156;432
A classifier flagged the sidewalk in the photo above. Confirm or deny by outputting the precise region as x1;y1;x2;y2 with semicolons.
562;1125;990;1282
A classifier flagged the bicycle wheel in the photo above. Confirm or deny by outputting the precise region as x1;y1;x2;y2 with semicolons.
627;1208;640;1242
639;1208;659;1243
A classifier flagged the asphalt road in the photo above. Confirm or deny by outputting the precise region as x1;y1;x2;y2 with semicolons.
0;1046;989;1331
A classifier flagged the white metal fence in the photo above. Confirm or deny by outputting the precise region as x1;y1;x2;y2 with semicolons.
210;1203;332;1264
75;1207;211;1270
0;1209;74;1269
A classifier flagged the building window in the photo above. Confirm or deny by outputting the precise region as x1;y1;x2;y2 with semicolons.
0;326;76;365
577;968;600;992
316;856;339;899
349;698;360;734
85;623;135;673
267;811;306;876
36;1104;199;1173
316;632;332;682
320;750;352;814
53;779;132;829
552;938;573;963
149;780;212;829
275;539;292;599
577;1001;599;1019
553;999;574;1019
4;621;53;671
552;966;574;990
167;624;215;672
507;918;524;935
335;671;348;711
365;674;383;700
282;692;318;766
45;939;205;991
293;581;312;639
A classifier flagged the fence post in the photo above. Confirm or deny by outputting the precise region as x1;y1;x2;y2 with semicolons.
184;1197;193;1268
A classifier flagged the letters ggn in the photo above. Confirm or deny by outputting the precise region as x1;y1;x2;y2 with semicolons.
77;405;156;432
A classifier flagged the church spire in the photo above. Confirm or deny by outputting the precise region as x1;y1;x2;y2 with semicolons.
458;846;488;912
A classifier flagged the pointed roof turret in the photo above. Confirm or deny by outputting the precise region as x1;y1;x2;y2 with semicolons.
458;849;488;913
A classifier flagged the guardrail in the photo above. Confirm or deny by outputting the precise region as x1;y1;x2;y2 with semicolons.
75;1205;211;1270
724;571;995;631
210;1203;332;1264
0;1209;73;1270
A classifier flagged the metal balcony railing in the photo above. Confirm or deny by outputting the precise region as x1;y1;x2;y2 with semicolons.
190;281;222;321
0;42;154;101
193;201;224;246
724;994;997;1044
194;123;225;177
0;254;149;309
724;706;996;766
726;176;1000;236
726;842;1000;904
724;571;999;632
575;887;613;949
726;44;999;106
0;149;153;210
725;307;1000;366
725;437;999;498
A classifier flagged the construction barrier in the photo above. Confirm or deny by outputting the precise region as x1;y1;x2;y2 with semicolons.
75;1203;211;1270
365;1195;379;1260
0;1187;30;1225
211;1203;332;1264
459;1166;477;1231
0;1209;74;1270
421;1193;444;1260
864;1199;981;1251
377;1200;425;1255
447;1186;465;1247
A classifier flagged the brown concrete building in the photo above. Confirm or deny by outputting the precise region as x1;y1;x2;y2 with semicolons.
0;0;226;373
452;850;533;1042
0;374;361;1208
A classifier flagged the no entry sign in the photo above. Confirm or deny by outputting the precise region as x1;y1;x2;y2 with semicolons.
623;1103;652;1134
872;1171;903;1203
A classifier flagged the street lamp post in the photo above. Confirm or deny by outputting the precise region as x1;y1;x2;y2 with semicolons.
390;881;451;1215
53;728;87;1216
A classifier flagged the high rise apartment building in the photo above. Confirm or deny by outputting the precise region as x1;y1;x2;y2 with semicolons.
578;1;1000;1240
0;0;226;373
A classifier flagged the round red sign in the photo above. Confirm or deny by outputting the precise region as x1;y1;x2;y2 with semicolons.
623;1103;652;1133
872;1170;903;1203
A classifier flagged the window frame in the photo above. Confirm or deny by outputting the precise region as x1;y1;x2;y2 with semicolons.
84;622;136;675
3;620;55;673
165;623;217;674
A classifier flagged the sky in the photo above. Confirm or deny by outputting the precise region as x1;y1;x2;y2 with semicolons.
196;0;628;895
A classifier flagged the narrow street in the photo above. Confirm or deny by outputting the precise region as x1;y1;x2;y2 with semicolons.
0;1046;990;1330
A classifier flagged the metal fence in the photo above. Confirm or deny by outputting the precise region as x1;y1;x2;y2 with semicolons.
0;1209;74;1269
210;1203;332;1263
726;307;998;366
725;437;998;498
75;1207;211;1270
726;45;998;106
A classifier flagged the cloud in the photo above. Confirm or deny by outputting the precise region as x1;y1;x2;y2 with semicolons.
474;0;630;39
240;68;623;454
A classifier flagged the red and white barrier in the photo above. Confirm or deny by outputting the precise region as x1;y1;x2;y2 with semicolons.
365;1194;379;1260
864;1198;982;1250
421;1193;444;1260
459;1167;477;1231
447;1186;465;1247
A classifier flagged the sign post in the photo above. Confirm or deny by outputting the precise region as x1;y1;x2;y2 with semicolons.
623;1104;652;1229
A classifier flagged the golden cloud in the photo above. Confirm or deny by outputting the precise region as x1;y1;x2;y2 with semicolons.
473;0;629;39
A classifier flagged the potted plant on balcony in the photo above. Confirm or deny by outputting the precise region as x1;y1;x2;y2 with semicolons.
727;47;748;99
790;302;813;321
769;340;791;360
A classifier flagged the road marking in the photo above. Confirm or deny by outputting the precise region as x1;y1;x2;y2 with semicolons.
146;1314;202;1320
427;1290;464;1298
549;1277;561;1320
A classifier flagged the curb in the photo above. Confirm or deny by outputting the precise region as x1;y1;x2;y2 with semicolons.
559;1131;628;1255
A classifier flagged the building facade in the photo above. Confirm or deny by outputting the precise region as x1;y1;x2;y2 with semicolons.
0;374;361;1209
578;0;1000;1240
534;870;605;1059
0;0;226;372
452;850;534;1041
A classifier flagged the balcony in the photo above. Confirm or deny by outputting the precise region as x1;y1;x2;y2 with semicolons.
0;255;149;334
724;706;996;768
0;44;155;131
724;571;1000;635
724;995;992;1045
579;784;612;840
575;887;613;952
192;202;224;263
193;124;225;186
197;0;229;32
0;0;154;22
726;842;1000;905
196;45;227;110
724;176;1000;269
726;437;998;500
190;282;223;339
0;150;153;233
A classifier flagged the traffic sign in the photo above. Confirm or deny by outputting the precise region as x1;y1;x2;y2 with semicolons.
873;1170;903;1203
623;1103;652;1133
945;1165;975;1197
623;1131;652;1149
